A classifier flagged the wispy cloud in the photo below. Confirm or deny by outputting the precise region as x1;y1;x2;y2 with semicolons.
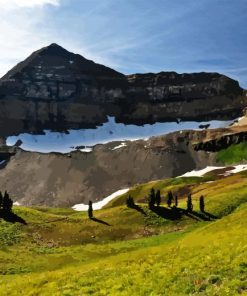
0;0;61;76
0;0;60;9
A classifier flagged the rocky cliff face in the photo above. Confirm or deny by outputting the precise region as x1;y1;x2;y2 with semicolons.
0;43;127;134
0;44;246;136
127;71;242;102
193;129;247;152
118;72;245;124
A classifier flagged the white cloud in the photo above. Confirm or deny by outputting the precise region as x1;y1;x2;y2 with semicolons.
0;0;122;78
0;0;59;9
0;10;120;78
0;0;61;77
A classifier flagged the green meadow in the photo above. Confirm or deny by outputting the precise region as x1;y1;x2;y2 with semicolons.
216;141;247;165
0;171;246;295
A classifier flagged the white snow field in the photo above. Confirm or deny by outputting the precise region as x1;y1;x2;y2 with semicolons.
179;165;247;178
6;117;232;153
179;166;225;177
72;188;129;211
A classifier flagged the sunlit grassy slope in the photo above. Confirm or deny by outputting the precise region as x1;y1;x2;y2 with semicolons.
0;171;246;295
217;141;247;164
107;171;247;217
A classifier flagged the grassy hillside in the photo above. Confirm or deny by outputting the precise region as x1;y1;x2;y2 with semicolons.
0;202;246;295
108;170;247;217
0;171;246;295
105;175;215;208
216;141;247;164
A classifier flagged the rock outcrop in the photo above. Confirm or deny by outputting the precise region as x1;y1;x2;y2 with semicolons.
193;127;247;152
0;44;246;136
127;71;242;102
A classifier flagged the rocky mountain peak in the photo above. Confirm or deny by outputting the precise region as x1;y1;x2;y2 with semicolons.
0;43;127;102
36;43;72;57
1;43;125;81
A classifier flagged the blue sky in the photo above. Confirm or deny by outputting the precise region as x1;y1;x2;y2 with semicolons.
0;0;247;87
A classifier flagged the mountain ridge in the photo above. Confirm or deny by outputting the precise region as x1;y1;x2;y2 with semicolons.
0;43;246;137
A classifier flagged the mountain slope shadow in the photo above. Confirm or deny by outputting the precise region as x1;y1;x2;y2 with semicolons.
90;217;111;226
151;206;183;220
151;206;216;221
0;210;27;225
184;210;218;221
184;210;210;221
130;204;147;216
202;211;218;220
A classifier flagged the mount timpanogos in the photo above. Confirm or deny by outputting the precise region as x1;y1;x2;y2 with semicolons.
0;43;246;136
0;44;247;207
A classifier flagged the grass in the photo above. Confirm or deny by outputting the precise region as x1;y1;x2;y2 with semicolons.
216;141;247;164
0;203;246;295
0;223;21;246
107;171;247;218
106;175;216;208
0;172;246;295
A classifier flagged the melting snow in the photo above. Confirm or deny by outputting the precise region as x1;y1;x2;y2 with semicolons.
179;166;225;177
13;201;21;206
112;142;127;150
6;117;232;154
224;164;247;175
179;164;247;178
72;188;129;211
80;147;93;153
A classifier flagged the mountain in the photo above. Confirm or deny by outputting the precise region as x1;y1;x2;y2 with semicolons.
0;44;246;136
0;44;247;206
0;43;127;101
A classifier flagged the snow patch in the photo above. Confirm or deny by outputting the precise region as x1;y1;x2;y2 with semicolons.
6;116;232;154
179;166;225;177
80;147;93;153
224;165;247;176
72;188;129;211
13;201;21;206
178;164;247;178
112;142;127;150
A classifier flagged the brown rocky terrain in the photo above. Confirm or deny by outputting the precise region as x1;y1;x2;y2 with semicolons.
1;124;247;207
0;134;211;207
